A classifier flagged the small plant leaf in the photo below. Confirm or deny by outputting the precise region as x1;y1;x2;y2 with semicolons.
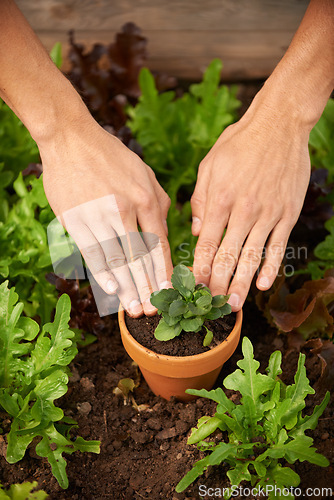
205;307;222;320
175;456;210;493
169;299;187;317
212;294;229;307
203;327;213;347
281;354;315;430
188;416;222;444
154;318;182;341
150;289;179;312
219;303;232;316
180;317;203;332
171;264;195;298
196;294;212;308
163;313;182;326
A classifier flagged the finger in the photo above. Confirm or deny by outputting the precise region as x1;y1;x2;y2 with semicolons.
225;224;273;311
209;204;259;297
190;166;210;236
92;223;144;318
193;196;230;286
122;226;158;316
256;219;293;291
146;168;171;235
66;222;119;295
137;200;173;292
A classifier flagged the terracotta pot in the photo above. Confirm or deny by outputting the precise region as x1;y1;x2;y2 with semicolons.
118;307;242;402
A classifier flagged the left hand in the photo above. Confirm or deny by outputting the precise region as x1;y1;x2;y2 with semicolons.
191;90;311;311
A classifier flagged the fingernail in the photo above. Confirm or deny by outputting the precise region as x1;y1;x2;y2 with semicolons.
192;216;202;232
228;293;240;308
258;276;270;289
107;280;118;294
145;298;157;313
129;300;142;315
159;280;172;290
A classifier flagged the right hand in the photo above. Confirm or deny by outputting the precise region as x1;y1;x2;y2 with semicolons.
40;116;173;317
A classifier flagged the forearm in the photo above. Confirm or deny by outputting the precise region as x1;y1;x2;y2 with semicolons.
248;0;334;130
0;0;90;144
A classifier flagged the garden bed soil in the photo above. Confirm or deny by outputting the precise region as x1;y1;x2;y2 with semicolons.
0;298;333;500
125;313;236;356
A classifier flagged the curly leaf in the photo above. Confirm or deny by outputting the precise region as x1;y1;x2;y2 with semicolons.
31;294;77;374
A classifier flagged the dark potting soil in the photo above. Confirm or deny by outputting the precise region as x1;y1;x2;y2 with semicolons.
125;313;236;356
0;298;333;500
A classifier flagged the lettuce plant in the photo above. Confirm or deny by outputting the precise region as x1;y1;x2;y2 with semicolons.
309;98;334;184
0;173;56;322
305;216;334;279
176;337;330;499
0;482;48;500
150;264;231;346
0;282;100;489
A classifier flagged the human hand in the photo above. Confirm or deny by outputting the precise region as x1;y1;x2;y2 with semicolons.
191;87;312;311
40;116;173;318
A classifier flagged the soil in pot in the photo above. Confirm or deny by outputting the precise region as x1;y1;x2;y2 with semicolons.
125;312;236;356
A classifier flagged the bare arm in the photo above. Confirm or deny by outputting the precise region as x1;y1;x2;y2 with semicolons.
0;0;173;317
192;0;334;311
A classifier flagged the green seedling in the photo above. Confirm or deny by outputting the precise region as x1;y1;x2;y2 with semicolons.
0;282;100;489
150;264;231;346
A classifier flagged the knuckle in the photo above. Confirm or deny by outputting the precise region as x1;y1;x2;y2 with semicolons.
190;193;204;209
81;247;105;273
135;188;155;210
195;239;219;260
162;193;171;211
106;254;127;269
198;158;208;173
130;248;149;263
267;243;285;261
214;194;231;212
241;248;262;267
215;250;237;270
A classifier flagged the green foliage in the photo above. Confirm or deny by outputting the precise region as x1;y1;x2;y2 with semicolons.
0;282;100;489
50;42;63;69
128;59;241;263
150;264;231;345
0;481;48;500
176;337;329;498
309;99;334;184
0;100;39;187
303;216;334;279
0;173;56;322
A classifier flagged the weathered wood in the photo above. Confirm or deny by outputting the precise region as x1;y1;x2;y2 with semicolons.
15;0;309;80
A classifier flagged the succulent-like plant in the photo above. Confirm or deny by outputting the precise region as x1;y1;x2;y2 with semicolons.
150;264;231;346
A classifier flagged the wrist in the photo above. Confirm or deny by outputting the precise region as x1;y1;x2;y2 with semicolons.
26;77;93;148
243;68;331;138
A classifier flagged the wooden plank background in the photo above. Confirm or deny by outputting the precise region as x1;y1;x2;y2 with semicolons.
16;0;309;81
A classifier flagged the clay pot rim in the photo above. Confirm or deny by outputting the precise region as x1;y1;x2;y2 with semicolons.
118;306;242;368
